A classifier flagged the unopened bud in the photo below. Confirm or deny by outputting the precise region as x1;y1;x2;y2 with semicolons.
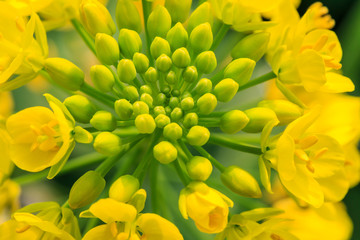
135;114;156;134
80;0;116;36
224;58;256;86
153;141;177;164
243;107;278;133
117;59;137;84
155;114;170;128
133;53;149;74
156;93;167;106
195;51;217;74
183;113;198;128
180;97;194;110
187;2;212;34
220;110;249;134
133;101;150;116
156;54;172;72
183;66;198;83
114;99;133;120
69;171;105;209
118;29;142;58
74;126;93;143
166;22;188;51
95;33;119;65
172;48;191;68
165;0;192;23
115;0;142;32
197;93;217;115
231;32;270;62
171;107;183;121
257;100;303;125
190;23;213;53
90;110;116;131
124;86;139;102
166;71;177;85
221;166;262;198
145;67;158;83
150;37;171;59
147;5;172;39
140;93;153;108
44;58;84;91
194;78;212;96
187;126;210;146
186;156;212;181
90;65;115;92
154;106;166;116
140;85;152;95
94;132;122;156
163;123;183;141
213;78;239;102
109;175;140;202
64;95;96;123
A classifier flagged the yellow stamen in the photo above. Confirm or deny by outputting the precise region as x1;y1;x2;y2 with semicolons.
306;162;315;173
295;149;310;162
313;35;328;51
110;222;118;237
298;135;318;149
15;17;25;32
16;224;31;233
271;234;283;240
314;147;328;159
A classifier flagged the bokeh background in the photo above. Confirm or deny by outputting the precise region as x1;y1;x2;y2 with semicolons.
9;0;360;239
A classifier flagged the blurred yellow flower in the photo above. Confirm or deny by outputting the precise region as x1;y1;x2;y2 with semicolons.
0;180;20;216
179;181;233;234
5;94;75;172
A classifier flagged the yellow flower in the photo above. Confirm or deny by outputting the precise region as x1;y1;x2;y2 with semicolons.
0;92;14;123
0;179;20;215
273;198;353;240
179;181;233;234
0;4;48;91
82;195;183;240
5;94;75;173
273;110;349;207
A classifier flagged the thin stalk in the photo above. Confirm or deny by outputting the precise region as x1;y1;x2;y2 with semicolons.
150;161;159;213
178;140;193;160
142;0;153;65
117;120;135;127
192;146;226;172
173;159;190;186
80;83;116;107
211;23;231;51
71;19;96;54
237;71;276;92
209;134;262;155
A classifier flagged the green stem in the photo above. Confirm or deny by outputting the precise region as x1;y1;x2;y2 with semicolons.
71;19;96;54
96;139;143;177
209;134;262;155
150;161;159;213
210;69;225;86
142;0;153;65
237;71;277;92
192;146;226;172
117;120;135;127
80;83;116;107
173;159;190;186
177;140;192;160
112;127;140;137
211;23;231;51
14;153;106;185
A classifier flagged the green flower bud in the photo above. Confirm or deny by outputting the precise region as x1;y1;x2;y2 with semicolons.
117;59;137;84
165;0;192;23
156;93;166;106
154;106;166;116
95;33;119;66
150;37;171;59
170;107;183;121
124;86;139;102
133;101;150;116
155;114;170;128
183;66;198;83
195;51;217;74
243;107;278;133
133;53;149;74
166;22;188;51
135;114;156;134
172;47;191;68
165;106;172;115
44;58;84;91
161;86;171;95
74;126;93;143
163;123;183;141
118;29;142;58
183;113;198;128
114;99;133;120
80;0;116;37
187;126;210;146
224;58;256;86
169;97;180;108
221;166;262;198
64;95;96;123
115;0;142;32
140;93;153;108
128;189;146;213
94;132;122;156
145;67;158;83
186;156;212;181
172;89;180;97
180;97;194;110
197;93;217;115
220;110;249;134
213;78;239;102
166;71;177;85
69;171;105;209
140;85;152;95
194;78;212;96
109;175;140;202
181;91;192;99
153;141;177;164
90;65;115;92
190;23;213;53
257;100;303;125
187;2;212;34
147;5;172;39
156;54;172;72
231;32;270;62
90;110;116;131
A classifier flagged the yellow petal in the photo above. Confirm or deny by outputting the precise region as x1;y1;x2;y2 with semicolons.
320;72;354;93
82;224;117;240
